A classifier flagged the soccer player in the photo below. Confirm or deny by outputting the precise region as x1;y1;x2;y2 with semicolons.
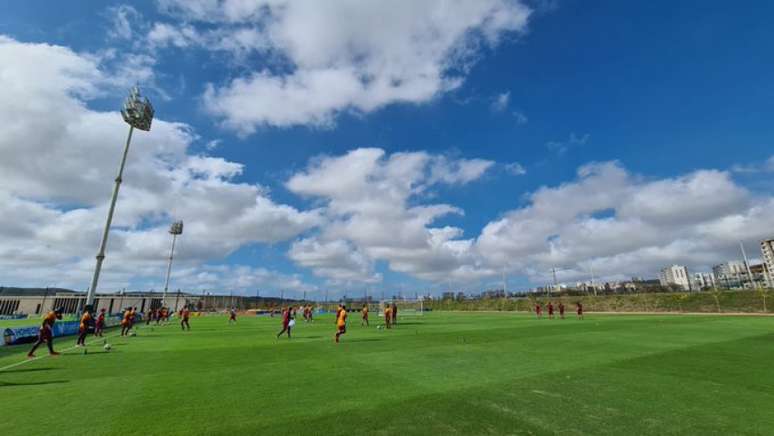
76;307;93;347
547;302;554;319
120;307;132;336
228;307;237;324
307;304;314;322
27;307;63;358
334;304;343;324
576;302;584;320
558;302;565;320
384;305;392;329
276;307;292;339
361;304;369;326
535;303;542;319
128;307;137;332
94;308;106;336
335;304;347;343
181;306;191;330
391;302;398;326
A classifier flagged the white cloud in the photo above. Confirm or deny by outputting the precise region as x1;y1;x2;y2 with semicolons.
505;162;527;175
731;155;774;174
151;0;532;132
0;36;319;291
286;148;494;283
546;132;589;155
106;5;141;40
491;91;510;112
513;110;528;125
476;161;774;285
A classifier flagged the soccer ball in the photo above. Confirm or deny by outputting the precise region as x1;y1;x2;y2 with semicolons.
129;331;137;337
377;325;384;330
103;343;112;351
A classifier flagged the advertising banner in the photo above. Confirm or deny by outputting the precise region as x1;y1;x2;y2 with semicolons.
2;314;128;346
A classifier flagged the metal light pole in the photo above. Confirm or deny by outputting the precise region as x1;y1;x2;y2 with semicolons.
163;221;184;306
739;241;758;289
86;86;154;305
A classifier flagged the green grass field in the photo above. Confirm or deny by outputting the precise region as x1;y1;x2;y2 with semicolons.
2;312;774;435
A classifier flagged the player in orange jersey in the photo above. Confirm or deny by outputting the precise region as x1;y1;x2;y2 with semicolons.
120;308;132;336
384;305;392;329
27;307;63;358
76;307;93;346
335;304;347;343
361;304;369;326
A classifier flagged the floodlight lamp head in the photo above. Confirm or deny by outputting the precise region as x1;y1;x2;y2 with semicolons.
121;86;154;131
169;220;184;235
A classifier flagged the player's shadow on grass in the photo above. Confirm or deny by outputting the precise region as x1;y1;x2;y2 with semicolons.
0;379;68;387
347;338;384;343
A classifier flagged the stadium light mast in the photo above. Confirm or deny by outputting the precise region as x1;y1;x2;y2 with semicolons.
86;86;154;305
739;241;759;289
163;221;184;306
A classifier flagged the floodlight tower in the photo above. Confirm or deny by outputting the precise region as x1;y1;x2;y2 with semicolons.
162;220;184;305
86;86;154;305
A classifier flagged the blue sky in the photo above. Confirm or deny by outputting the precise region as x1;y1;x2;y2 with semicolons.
0;1;773;297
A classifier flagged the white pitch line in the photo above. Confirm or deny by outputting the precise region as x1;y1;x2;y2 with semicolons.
0;323;167;373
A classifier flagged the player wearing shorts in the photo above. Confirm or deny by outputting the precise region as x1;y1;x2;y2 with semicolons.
335;304;347;343
180;307;191;330
535;303;542;319
228;307;237;324
94;308;106;336
547;302;554;319
558;302;565;320
361;304;369;326
391;302;398;326
120;308;132;336
27;308;63;358
384;306;392;329
276;307;292;339
576;302;584;320
76;307;93;346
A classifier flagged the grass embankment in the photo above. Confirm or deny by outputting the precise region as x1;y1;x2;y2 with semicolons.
427;289;774;314
2;313;774;435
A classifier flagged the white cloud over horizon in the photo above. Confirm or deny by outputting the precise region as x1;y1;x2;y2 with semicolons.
1;34;773;296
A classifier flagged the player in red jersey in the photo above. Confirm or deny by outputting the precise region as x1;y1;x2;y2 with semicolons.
576;302;584;320
391;302;398;326
535;303;542;319
547;302;554;319
558;302;565;320
27;307;63;358
180;307;191;330
94;308;106;336
276;307;293;339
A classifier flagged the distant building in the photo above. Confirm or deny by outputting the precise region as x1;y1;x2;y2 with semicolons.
692;272;715;290
762;239;774;287
712;261;747;278
659;265;691;291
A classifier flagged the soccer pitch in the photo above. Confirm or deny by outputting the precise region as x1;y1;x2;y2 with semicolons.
2;312;773;435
